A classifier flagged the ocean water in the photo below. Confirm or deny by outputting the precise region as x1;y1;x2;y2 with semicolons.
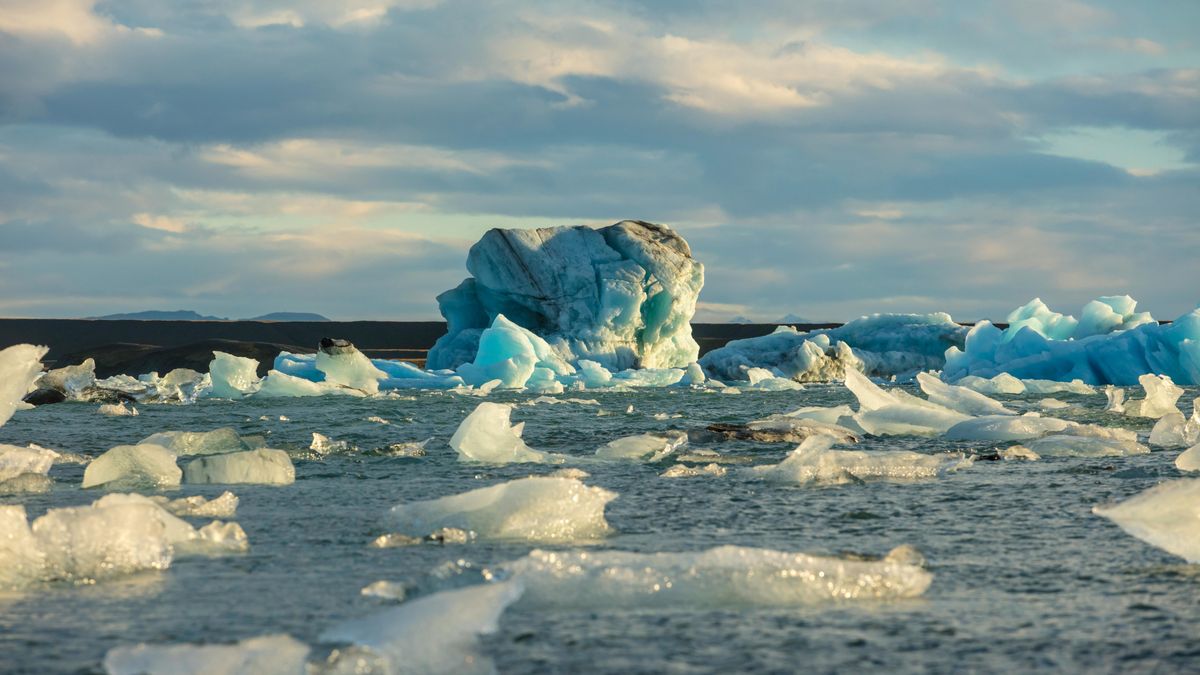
0;385;1197;674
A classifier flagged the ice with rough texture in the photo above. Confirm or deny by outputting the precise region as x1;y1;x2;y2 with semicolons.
845;370;969;436
320;581;523;675
207;351;261;398
140;428;250;456
0;444;57;483
182;449;295;485
315;338;387;394
427;221;704;372
105;634;310;675
0;344;46;428
150;491;239;518
944;297;1200;385
497;544;932;608
1149;406;1200;448
749;436;971;484
37;358;96;399
450;402;553;464
1105;386;1126;413
1093;479;1200;563
82;444;182;489
917;372;1015;416
456;314;576;389
1124;374;1185;418
595;431;687;461
98;402;138;416
955;373;1027;395
943;414;1073;442
386;477;615;542
701;313;967;382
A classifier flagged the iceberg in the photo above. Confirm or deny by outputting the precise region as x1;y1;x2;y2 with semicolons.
1123;374;1184;419
944;297;1200;385
82;444;182;489
315;338;386;394
1093;479;1200;562
427;221;704;372
700;313;967;382
0;344;47;428
36;358;96;400
139;428;251;456
385;477;616;542
450;402;554;464
105;634;310;675
182;449;295;485
595;431;687;461
496;544;932;608
320;581;522;675
748;436;971;484
150;491;239;518
207;351;262;399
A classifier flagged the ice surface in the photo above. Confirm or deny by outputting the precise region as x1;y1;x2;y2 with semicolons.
1124;374;1184;418
141;368;210;403
315;338;387;394
943;415;1073;442
207;351;261;399
182;449;295;485
1149;408;1200;448
1093;479;1200;562
497;544;933;608
844;370;969;436
1038;398;1070;410
954;373;1026;395
428;222;703;374
0;444;57;483
31;494;176;583
37;358;96;399
707;416;859;444
385;477;615;542
98;402;138;416
457;314;576;388
0;344;46;428
917;372;1015;416
1104;386;1126;413
256;370;343;397
140;428;250;456
701;313;966;382
1176;444;1200;471
1024;434;1149;457
944;298;1200;385
150;491;238;518
450;402;554;464
596;431;687;461
105;634;309;675
749;436;971;484
82;444;182;489
320;580;523;675
361;580;408;601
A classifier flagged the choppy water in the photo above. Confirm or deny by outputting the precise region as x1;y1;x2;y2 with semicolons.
1;385;1197;674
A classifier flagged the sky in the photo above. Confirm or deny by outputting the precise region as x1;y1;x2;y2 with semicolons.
0;0;1196;322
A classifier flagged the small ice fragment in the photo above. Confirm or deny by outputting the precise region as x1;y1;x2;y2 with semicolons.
547;467;590;479
367;416;390;425
1124;374;1184;419
1024;434;1148;457
1094;479;1200;562
999;445;1040;461
0;443;57;483
386;477;615;542
316;338;387;394
428;527;472;544
140;428;249;456
82;444;181;489
0;473;54;494
1149;405;1199;448
596;431;687;462
1038;398;1070;410
378;438;430;457
1104;386;1125;413
661;463;726;478
361;580;408;601
626;404;634;413
707;416;858;444
955;373;1025;395
182;449;295;486
149;491;238;518
1176;444;1200;472
370;533;424;548
188;520;250;554
98;402;138;417
748;436;971;484
104;634;309;675
207;351;262;399
450;402;552;464
310;432;353;454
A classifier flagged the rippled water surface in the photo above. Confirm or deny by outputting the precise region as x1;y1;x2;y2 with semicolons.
1;385;1197;673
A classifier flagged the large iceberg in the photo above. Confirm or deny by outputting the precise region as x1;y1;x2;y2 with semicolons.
497;544;932;607
700;313;966;382
427;221;704;372
385;477;616;542
944;297;1200;385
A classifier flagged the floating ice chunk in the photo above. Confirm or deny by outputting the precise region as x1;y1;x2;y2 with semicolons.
999;445;1040;461
498;544;932;608
188;520;250;555
1124;374;1184;419
256;370;343;397
548;467;590;479
681;361;706;385
98;402;138;416
611;367;686;388
320;581;523;675
844;371;970;436
0;344;47;428
0;473;53;494
310;432;353;455
450;402;553;464
361;580;408;602
749;436;970;485
1038;398;1070;410
1104;386;1126;413
784;404;858;425
182;449;295;486
1176;444;1200;472
386;477;615;542
37;358;96;399
576;359;613;387
1024;435;1149;457
943;414;1073;442
149;491;238;518
0;505;43;587
1005;298;1079;342
32;493;178;582
954;373;1026;395
918;372;1015;416
208;351;261;399
1093;479;1200;562
367;416;390;424
743;367;804;391
0;443;57;483
140;428;249;456
1022;379;1096;395
105;634;310;675
316;338;387;394
375;439;430;457
140;367;210;403
596;431;687;462
707;416;858;444
660;463;726;478
82;444;181;489
1149;409;1200;448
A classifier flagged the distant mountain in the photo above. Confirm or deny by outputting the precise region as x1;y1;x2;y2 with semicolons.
728;315;755;324
246;312;332;322
777;313;814;324
90;310;226;321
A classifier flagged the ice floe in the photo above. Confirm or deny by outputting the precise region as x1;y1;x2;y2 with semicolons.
1093;479;1200;563
140;427;252;456
1022;434;1148;457
845;370;968;437
385;477;615;542
595;431;687;462
450;402;554;464
1149;405;1200;448
748;436;971;484
207;351;262;399
82;444;182;489
182;449;296;485
316;338;387;394
660;463;727;478
916;372;1015;416
943;414;1074;442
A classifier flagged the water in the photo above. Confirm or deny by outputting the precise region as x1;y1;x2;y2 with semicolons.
1;386;1197;673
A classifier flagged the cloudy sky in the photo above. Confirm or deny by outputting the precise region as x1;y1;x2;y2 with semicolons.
1;0;1196;322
